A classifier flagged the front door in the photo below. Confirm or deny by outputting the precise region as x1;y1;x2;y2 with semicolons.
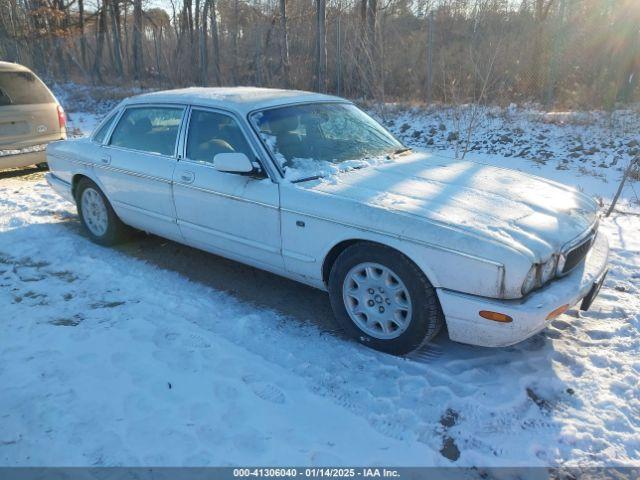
172;107;283;270
98;105;185;240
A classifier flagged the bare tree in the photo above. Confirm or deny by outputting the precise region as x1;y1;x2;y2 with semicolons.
200;0;210;84
0;0;637;107
132;0;143;80
529;0;554;97
109;0;124;76
209;0;221;84
279;0;291;87
78;0;87;68
93;0;108;81
315;0;326;92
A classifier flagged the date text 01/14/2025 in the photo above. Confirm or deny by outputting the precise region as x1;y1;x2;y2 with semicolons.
233;468;400;478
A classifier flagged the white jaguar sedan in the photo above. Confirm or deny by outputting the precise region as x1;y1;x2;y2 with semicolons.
45;88;609;355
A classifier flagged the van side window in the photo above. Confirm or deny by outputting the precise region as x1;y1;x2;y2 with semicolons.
93;111;119;144
109;107;184;156
186;109;253;163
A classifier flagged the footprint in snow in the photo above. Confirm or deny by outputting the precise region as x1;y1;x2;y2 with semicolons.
14;267;47;283
182;333;211;349
50;314;84;327
49;270;78;283
242;374;286;404
90;300;126;309
585;329;614;340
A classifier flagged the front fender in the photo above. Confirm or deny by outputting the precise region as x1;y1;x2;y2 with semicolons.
280;206;531;298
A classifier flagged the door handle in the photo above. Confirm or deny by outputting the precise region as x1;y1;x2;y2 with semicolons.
180;171;195;184
100;155;111;165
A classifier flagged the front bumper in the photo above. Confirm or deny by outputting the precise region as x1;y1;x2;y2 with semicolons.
437;231;609;347
45;172;75;203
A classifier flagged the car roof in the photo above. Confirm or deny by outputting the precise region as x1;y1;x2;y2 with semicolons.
124;87;349;115
0;61;33;73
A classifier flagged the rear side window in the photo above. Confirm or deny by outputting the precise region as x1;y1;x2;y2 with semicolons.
109;106;184;156
0;71;55;106
93;111;119;144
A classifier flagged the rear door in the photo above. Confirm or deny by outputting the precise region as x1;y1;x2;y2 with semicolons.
0;70;62;150
97;104;186;241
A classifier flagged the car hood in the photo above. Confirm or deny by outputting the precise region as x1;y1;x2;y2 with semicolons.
296;151;599;260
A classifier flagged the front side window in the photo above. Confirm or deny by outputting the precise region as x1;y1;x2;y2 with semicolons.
186;109;254;164
250;102;404;179
109;106;184;156
0;71;55;106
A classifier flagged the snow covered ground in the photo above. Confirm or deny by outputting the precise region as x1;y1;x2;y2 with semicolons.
0;89;639;468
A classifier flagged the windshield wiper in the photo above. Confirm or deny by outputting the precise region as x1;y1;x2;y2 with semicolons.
291;175;324;184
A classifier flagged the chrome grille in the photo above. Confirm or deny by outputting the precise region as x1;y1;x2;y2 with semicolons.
562;234;595;274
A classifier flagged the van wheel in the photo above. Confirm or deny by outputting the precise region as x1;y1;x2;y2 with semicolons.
36;162;48;170
75;178;130;246
328;242;444;355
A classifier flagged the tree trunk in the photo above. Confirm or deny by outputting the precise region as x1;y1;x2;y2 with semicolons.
154;26;162;82
210;0;221;84
78;0;86;68
358;0;368;97
530;0;554;99
367;0;378;98
315;0;326;92
279;0;291;87
194;0;200;82
93;0;108;81
200;0;210;85
231;0;239;83
182;0;194;82
110;0;124;76
132;0;143;81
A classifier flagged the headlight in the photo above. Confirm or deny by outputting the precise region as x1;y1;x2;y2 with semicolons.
557;253;566;274
540;256;558;284
521;265;538;295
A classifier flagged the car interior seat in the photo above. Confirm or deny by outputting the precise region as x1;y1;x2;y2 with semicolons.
267;115;305;162
188;116;234;162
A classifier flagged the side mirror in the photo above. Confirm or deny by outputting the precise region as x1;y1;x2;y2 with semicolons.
213;152;254;174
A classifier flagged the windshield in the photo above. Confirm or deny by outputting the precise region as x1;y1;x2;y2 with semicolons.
250;102;405;180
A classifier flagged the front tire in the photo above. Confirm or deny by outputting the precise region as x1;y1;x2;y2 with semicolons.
75;178;130;246
328;242;444;355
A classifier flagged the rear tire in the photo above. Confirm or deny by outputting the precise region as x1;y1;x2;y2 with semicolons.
75;178;130;246
328;242;444;355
